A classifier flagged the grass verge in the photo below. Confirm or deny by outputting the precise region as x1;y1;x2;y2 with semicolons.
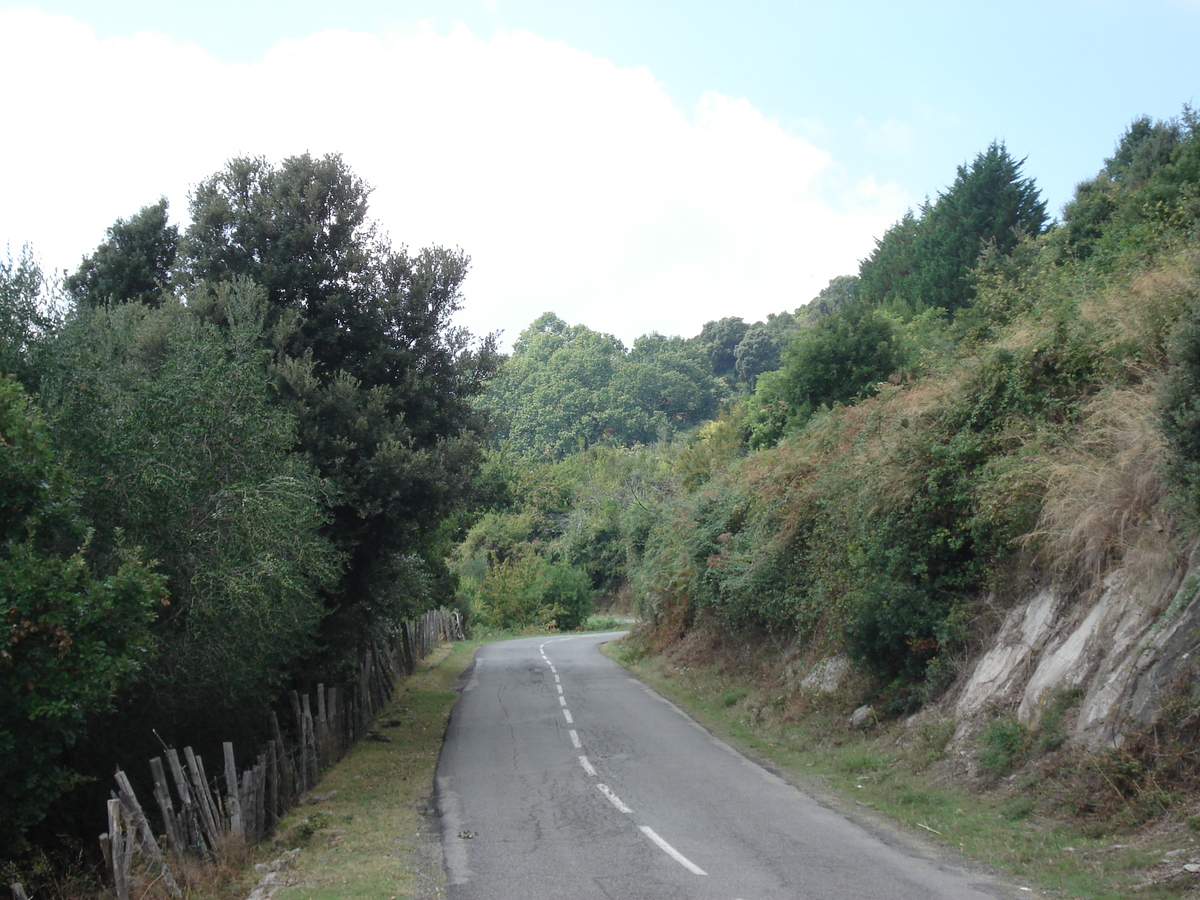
261;639;478;900
604;634;1200;900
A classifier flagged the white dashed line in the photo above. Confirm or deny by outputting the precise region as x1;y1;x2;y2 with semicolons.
546;642;709;880
639;826;708;876
597;784;633;814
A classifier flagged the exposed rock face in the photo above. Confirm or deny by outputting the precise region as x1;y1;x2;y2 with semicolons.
799;655;851;694
954;545;1200;749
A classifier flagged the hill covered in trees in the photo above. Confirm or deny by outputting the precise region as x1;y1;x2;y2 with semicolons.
455;109;1200;799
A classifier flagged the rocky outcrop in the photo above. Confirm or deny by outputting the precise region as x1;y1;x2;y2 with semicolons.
954;543;1200;749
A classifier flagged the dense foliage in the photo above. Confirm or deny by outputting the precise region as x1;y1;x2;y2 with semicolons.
859;142;1048;317
486;313;719;457
457;109;1200;720
0;375;165;851
1;153;497;856
64;198;178;309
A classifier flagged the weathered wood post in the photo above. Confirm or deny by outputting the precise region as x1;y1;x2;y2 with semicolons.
223;742;244;841
149;756;184;859
114;769;181;897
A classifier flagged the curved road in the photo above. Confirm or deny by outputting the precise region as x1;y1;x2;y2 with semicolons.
435;632;1035;899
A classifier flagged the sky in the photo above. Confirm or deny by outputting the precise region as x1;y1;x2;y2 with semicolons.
1;1;1197;349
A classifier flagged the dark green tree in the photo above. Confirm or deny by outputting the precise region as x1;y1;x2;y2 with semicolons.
695;316;749;379
799;274;860;321
179;154;498;638
0;375;165;852
733;326;782;388
1060;107;1200;266
747;302;902;446
65;199;178;308
0;247;58;389
859;143;1047;317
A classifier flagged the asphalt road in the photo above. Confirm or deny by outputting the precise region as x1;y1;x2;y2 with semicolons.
435;632;1036;899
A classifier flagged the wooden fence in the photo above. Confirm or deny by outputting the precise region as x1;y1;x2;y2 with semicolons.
77;608;464;900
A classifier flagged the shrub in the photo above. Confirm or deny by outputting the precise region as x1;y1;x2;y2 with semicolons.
978;715;1030;776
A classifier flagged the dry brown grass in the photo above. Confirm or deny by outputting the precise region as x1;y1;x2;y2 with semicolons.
1080;253;1199;375
1022;385;1174;593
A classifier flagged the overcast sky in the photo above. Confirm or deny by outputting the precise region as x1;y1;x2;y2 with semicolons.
2;1;1197;349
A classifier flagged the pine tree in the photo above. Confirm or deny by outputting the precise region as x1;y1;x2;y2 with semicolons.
860;142;1047;316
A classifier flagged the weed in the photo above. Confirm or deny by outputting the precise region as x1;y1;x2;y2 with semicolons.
999;795;1035;821
582;615;623;631
721;687;749;707
909;718;956;770
978;714;1030;776
289;810;333;844
1036;685;1085;752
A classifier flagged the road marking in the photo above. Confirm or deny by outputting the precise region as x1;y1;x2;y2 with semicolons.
563;708;573;724
556;684;563;694
579;755;597;777
554;674;560;683
597;784;632;814
559;695;567;706
569;730;581;749
639;826;707;876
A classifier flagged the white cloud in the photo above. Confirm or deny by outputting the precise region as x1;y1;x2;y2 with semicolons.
0;10;907;346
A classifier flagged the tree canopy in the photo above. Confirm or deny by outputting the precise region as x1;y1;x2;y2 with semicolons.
487;314;719;458
179;153;499;637
65;198;178;308
859;142;1048;317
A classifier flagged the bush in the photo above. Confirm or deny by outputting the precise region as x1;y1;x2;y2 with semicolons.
468;552;594;631
0;376;165;852
979;715;1030;776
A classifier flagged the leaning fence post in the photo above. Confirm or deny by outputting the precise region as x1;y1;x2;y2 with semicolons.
149;756;184;859
223;742;243;840
114;769;181;897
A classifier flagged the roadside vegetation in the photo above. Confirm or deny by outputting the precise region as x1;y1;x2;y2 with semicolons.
6;104;1200;898
448;106;1200;895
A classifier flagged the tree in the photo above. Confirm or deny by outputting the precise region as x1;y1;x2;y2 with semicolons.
747;302;902;446
0;246;58;389
487;318;719;458
65;199;178;308
733;326;781;388
1060;107;1200;266
695;316;749;379
0;375;165;852
40;285;339;747
179;153;498;637
859;143;1048;317
799;274;860;321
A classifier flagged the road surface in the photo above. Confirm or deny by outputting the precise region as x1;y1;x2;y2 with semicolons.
435;632;1036;899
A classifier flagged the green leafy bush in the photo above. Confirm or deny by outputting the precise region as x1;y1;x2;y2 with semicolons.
0;376;165;852
468;552;593;631
979;715;1030;776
